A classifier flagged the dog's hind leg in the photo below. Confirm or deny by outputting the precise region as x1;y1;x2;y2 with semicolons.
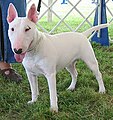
26;71;39;104
81;48;105;93
66;62;78;91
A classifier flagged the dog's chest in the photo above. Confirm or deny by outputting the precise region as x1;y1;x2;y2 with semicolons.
22;55;45;75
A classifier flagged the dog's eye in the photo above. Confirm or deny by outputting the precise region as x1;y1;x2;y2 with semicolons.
25;26;31;32
11;28;14;31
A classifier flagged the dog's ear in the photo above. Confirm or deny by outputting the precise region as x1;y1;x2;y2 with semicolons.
7;3;18;23
27;4;38;23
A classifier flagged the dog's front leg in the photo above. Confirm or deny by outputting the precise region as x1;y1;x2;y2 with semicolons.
26;71;39;104
45;72;58;112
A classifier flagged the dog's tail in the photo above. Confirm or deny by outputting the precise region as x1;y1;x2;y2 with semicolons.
82;23;109;37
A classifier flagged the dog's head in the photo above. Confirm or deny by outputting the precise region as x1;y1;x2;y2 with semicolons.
7;3;38;62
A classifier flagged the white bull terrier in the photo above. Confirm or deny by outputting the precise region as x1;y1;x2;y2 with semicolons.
7;3;107;112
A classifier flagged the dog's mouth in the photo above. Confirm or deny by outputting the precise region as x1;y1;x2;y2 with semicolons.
14;52;26;63
14;40;34;63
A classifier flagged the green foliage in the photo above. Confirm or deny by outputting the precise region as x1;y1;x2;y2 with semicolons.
0;19;113;120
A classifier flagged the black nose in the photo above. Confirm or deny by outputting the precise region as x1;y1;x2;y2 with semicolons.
14;48;22;54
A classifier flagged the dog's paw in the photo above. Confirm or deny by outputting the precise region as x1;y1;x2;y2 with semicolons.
67;82;76;91
27;100;36;104
99;87;106;94
50;106;58;113
67;86;75;91
27;96;38;104
27;100;34;104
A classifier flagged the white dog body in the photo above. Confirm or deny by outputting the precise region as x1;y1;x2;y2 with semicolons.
24;32;86;73
7;4;107;112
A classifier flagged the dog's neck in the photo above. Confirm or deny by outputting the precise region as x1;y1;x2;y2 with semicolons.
27;29;42;53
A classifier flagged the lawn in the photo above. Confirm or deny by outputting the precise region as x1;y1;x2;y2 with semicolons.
0;18;113;120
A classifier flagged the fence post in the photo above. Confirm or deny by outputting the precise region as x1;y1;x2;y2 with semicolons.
92;0;109;46
48;0;53;22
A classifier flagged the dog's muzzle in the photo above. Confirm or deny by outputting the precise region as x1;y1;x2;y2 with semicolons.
13;48;26;63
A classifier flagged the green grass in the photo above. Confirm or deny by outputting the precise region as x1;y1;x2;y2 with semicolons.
0;18;113;120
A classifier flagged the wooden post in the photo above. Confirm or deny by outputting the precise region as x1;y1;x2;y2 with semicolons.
48;0;53;22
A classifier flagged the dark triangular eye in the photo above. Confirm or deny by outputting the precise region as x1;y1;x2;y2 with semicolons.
25;26;31;32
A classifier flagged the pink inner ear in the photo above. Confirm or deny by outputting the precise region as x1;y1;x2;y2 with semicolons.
7;3;17;23
7;14;16;23
28;4;38;23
